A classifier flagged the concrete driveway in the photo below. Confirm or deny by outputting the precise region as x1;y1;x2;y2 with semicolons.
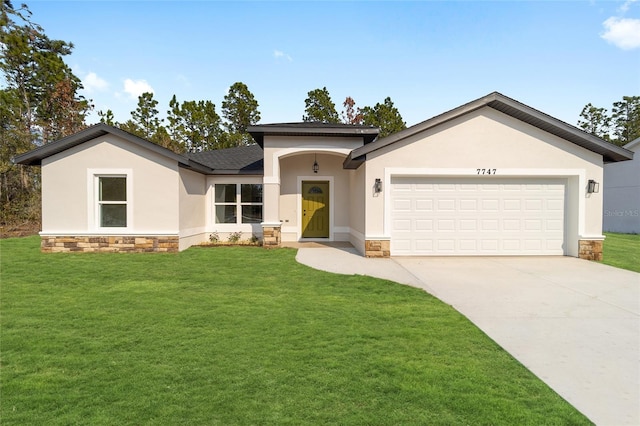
296;248;640;426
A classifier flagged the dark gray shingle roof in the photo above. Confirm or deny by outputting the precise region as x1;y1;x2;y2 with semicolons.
186;144;263;174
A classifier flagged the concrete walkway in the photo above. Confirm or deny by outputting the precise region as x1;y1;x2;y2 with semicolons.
296;247;640;426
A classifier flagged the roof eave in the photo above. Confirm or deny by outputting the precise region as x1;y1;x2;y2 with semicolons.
178;160;213;174
248;124;380;147
12;123;194;167
349;92;633;163
343;153;364;169
486;94;634;163
207;169;264;175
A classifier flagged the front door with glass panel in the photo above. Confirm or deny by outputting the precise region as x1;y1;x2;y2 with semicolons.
301;181;329;238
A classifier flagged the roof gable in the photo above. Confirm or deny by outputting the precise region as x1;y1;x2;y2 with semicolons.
12;123;212;173
344;92;633;169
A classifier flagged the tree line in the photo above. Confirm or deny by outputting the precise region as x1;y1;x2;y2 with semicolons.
578;96;639;146
96;85;407;154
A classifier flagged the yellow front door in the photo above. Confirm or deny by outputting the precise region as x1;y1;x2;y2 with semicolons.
302;181;329;238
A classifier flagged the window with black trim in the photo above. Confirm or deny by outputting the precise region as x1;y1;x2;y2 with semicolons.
98;176;127;227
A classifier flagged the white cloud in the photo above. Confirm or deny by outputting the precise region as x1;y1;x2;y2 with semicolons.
601;17;640;50
274;49;293;61
82;72;109;93
619;0;638;13
123;78;154;99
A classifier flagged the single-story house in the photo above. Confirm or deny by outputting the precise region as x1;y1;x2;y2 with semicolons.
603;137;639;233
13;92;633;259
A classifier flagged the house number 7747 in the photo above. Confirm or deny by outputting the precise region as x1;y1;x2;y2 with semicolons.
477;168;497;175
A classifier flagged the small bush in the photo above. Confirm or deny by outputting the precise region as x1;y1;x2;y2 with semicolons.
228;231;242;244
209;231;220;243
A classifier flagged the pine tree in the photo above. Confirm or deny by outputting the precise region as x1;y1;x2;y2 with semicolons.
221;82;261;146
303;87;340;123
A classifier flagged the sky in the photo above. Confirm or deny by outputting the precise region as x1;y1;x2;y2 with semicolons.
20;0;640;128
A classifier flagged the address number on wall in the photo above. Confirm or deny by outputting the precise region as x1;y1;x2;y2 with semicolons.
476;168;497;175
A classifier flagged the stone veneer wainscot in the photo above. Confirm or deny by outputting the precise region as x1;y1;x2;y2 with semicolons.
40;236;179;253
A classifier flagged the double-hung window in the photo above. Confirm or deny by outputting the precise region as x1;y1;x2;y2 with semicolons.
214;184;262;224
98;176;127;227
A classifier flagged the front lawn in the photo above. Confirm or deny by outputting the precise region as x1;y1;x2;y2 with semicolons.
1;237;590;425
602;232;640;272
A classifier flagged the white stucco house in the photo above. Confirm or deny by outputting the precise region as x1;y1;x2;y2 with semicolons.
14;92;633;260
603;138;639;234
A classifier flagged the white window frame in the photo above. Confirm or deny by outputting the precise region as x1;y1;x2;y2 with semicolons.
213;183;263;226
88;169;133;232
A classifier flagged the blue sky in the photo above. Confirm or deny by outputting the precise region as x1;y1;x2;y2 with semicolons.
24;0;640;128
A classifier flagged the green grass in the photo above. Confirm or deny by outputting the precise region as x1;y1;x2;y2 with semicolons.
1;236;590;425
602;232;640;272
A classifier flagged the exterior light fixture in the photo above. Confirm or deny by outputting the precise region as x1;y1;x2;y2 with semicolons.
587;179;600;194
313;154;319;174
374;178;382;193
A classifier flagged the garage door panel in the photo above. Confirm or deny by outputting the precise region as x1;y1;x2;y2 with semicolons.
502;239;521;250
502;219;521;231
459;239;477;251
482;199;500;211
415;199;433;211
460;219;477;231
394;239;411;251
481;219;499;230
415;183;434;191
546;219;563;231
393;199;411;211
415;240;433;251
438;199;455;210
547;199;563;210
437;219;455;231
415;219;433;231
524;220;542;231
460;199;477;210
390;177;566;256
393;218;411;231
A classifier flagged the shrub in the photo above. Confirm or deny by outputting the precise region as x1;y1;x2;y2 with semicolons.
228;231;242;244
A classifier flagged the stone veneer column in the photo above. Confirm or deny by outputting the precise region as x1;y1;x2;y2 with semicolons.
261;224;281;248
365;239;390;258
578;239;603;261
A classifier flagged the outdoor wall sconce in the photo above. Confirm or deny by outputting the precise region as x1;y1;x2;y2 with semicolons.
313;154;319;174
587;179;600;194
374;178;382;193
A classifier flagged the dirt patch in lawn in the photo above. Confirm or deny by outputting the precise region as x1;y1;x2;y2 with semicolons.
1;222;41;239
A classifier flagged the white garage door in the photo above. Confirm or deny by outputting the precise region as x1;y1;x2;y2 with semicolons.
390;177;566;255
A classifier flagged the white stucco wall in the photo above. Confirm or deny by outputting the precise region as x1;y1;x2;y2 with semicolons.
349;164;367;253
178;168;207;250
205;175;264;241
41;134;180;235
603;140;639;233
363;107;604;254
262;135;364;242
279;153;352;240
